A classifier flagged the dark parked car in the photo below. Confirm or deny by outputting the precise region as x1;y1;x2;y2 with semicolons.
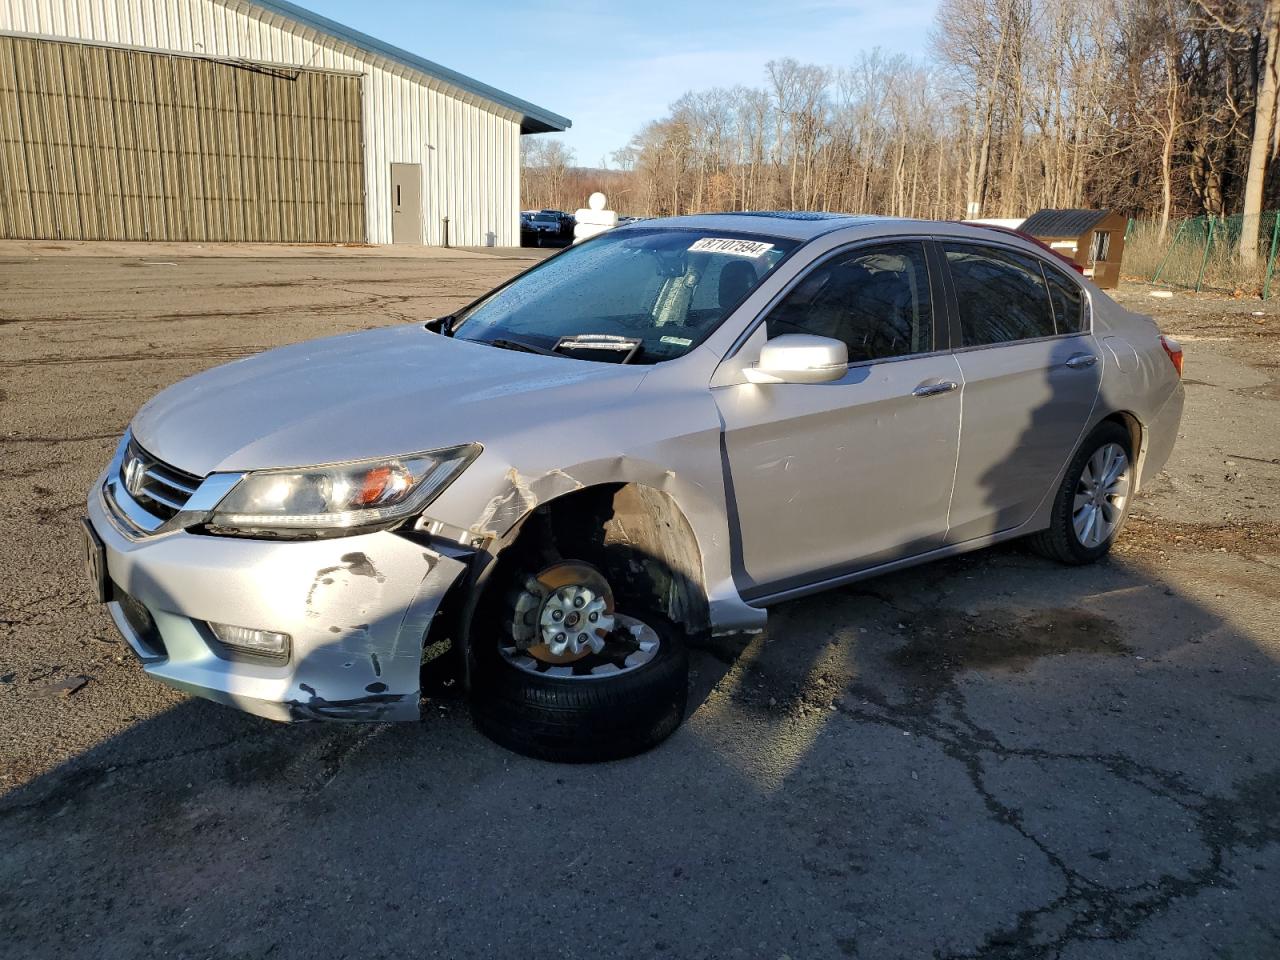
521;210;563;246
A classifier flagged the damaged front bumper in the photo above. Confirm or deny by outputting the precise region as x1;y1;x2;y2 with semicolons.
86;484;468;722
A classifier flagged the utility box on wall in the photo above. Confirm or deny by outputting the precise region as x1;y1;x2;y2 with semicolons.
1020;209;1128;289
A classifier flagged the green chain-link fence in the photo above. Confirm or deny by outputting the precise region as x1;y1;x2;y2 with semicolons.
1123;211;1280;299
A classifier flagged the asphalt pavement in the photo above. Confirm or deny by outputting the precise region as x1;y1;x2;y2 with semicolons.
1;248;1277;959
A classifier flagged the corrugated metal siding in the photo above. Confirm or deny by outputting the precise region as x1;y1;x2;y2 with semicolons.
0;0;524;244
0;34;364;240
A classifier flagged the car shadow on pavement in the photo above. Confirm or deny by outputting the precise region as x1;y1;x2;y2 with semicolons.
4;328;1278;958
1;538;1277;960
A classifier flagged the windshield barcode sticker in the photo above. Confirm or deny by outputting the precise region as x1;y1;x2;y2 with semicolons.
688;238;774;258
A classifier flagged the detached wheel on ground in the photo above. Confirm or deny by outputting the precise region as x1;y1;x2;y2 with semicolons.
470;558;689;763
1030;420;1134;565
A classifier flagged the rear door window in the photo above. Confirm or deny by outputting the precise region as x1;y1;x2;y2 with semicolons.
943;243;1056;346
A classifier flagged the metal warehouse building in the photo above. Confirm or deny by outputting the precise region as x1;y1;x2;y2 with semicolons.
0;0;569;245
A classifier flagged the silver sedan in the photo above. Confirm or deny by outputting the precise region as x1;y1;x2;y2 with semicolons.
83;213;1185;761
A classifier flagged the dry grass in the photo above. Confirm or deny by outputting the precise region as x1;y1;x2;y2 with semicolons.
1123;217;1274;296
1121;216;1269;295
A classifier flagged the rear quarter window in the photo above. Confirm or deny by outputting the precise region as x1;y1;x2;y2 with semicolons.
943;243;1057;346
1043;266;1087;334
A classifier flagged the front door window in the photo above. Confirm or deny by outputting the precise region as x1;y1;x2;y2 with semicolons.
766;241;934;362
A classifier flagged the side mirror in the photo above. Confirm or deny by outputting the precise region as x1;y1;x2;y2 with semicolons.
743;334;848;384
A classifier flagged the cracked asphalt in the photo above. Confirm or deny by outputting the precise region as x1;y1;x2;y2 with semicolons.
1;245;1278;959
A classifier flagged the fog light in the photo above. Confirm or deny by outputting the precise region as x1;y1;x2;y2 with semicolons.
209;622;291;660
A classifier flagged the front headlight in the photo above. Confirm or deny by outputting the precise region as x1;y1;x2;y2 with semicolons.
205;444;480;538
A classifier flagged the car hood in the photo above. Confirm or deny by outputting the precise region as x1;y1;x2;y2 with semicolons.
131;325;646;476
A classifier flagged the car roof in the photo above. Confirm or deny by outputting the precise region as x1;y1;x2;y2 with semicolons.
621;213;1076;260
640;211;881;241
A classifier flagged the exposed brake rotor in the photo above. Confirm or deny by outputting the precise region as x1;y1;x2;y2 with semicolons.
511;562;616;664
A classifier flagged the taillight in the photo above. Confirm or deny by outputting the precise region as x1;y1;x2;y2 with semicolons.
1160;335;1183;377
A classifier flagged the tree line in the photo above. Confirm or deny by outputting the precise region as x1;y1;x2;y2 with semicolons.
522;0;1279;262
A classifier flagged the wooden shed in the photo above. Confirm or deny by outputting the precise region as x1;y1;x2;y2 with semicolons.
1019;209;1128;289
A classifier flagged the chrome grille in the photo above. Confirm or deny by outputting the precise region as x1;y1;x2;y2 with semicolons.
117;438;201;523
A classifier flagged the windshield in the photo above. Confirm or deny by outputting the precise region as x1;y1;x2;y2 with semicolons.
452;227;799;364
533;213;559;222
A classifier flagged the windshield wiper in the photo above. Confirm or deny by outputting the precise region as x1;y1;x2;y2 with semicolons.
554;334;642;364
487;336;562;358
478;334;643;363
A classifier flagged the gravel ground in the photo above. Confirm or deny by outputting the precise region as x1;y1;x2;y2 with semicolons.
1;250;1277;959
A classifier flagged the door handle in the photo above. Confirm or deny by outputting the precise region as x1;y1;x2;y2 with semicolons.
912;380;959;398
1065;353;1099;369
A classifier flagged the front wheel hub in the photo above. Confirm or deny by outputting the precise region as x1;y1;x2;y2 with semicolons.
519;562;617;663
504;561;663;677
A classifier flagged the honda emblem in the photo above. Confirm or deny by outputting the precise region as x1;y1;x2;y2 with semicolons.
124;456;146;498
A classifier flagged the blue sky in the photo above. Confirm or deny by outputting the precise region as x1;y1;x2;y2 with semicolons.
299;0;939;166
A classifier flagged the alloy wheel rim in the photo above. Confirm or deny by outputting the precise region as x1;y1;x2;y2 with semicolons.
501;612;662;679
1072;442;1130;549
503;562;662;679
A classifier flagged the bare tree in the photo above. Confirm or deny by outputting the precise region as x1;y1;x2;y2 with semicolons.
575;0;1277;249
521;138;575;210
1209;0;1280;263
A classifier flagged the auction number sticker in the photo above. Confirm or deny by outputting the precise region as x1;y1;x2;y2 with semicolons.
688;237;775;258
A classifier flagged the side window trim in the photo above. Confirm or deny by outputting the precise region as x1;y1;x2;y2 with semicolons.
732;236;948;367
1038;261;1067;334
925;238;959;354
937;236;1093;352
930;236;964;354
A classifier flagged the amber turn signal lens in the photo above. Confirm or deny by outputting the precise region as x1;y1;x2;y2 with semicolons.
354;466;394;506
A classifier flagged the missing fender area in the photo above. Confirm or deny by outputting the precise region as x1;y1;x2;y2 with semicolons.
483;482;711;638
474;466;585;537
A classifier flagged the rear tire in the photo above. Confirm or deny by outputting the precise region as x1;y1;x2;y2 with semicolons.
1029;421;1134;565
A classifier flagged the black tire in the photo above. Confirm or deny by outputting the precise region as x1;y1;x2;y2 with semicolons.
470;608;689;764
1029;421;1133;565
